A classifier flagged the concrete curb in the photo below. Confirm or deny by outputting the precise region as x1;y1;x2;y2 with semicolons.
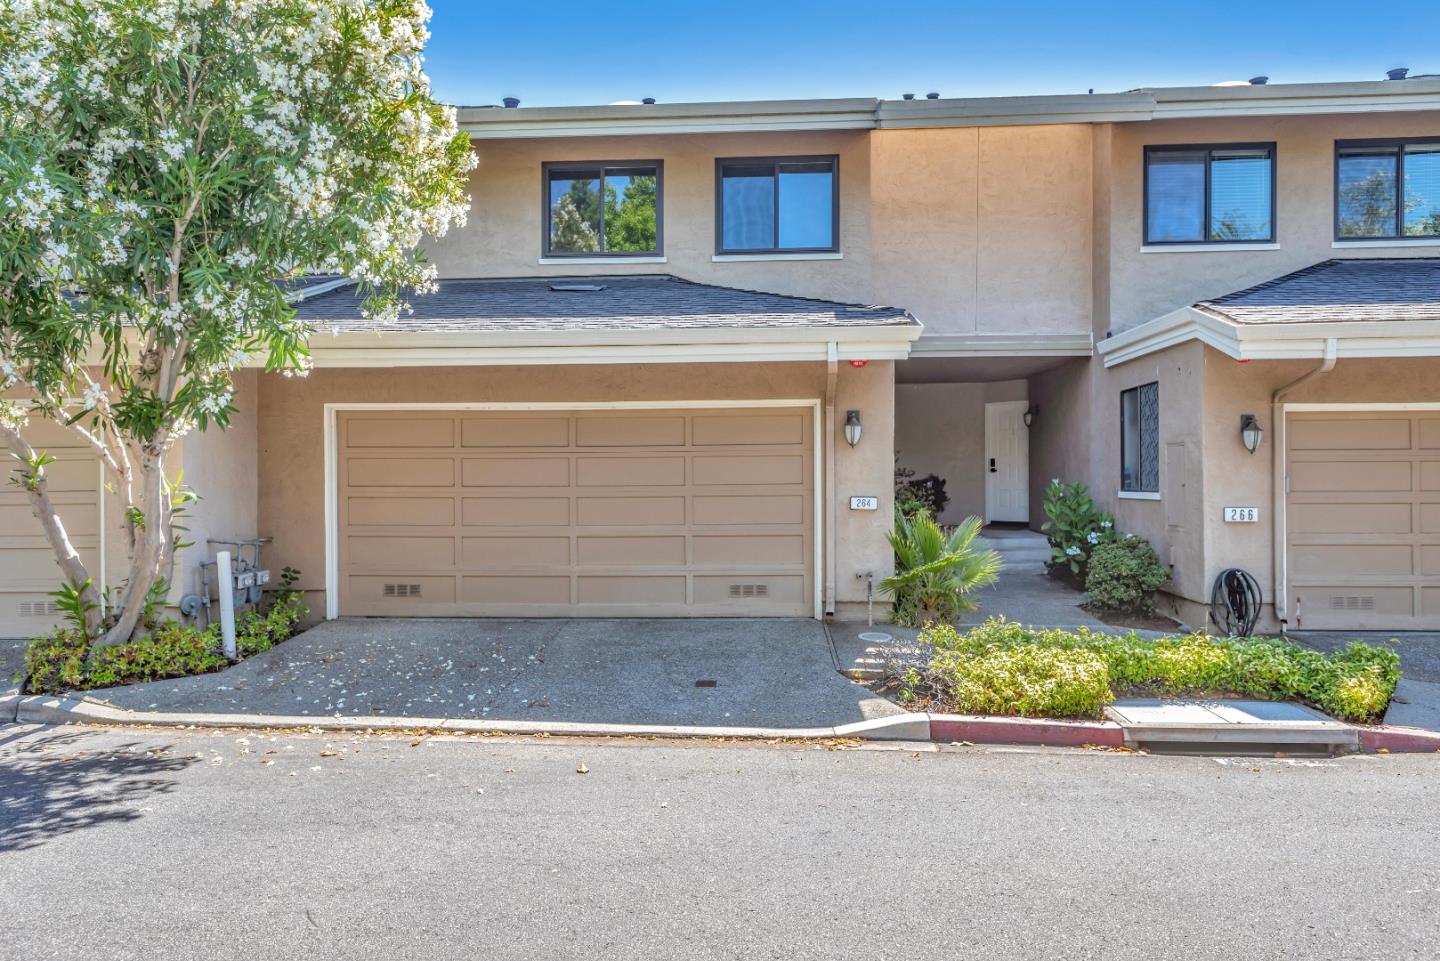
0;693;20;723
11;695;933;742
1356;724;1440;753
929;713;1126;748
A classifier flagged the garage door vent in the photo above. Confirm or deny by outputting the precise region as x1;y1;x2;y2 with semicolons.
728;583;769;599
17;600;62;617
383;583;422;598
1329;594;1375;612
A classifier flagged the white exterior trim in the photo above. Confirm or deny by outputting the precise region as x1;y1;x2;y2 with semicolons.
538;256;667;265
1116;490;1161;501
1099;307;1440;367
1331;239;1440;249
711;252;844;262
911;332;1093;357
302;324;919;368
322;399;827;622
1140;243;1280;254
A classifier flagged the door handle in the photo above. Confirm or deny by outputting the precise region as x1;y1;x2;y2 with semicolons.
989;458;997;473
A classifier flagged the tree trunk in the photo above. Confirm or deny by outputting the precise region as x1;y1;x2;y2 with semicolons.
97;452;169;647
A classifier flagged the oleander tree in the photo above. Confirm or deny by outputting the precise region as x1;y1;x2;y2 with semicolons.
0;0;475;645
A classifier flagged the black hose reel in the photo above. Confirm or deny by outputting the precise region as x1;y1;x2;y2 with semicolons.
1210;567;1262;637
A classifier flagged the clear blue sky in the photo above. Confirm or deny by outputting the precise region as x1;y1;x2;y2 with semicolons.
426;0;1440;108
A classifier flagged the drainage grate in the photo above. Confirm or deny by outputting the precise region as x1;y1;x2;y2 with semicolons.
694;679;717;688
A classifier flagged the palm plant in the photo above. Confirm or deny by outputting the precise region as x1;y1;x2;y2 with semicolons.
881;511;1003;627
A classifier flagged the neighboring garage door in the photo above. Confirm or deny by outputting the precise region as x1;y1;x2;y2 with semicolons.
336;407;814;618
0;420;102;637
1286;410;1440;630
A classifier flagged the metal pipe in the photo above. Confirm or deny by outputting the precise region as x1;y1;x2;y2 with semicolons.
1270;337;1338;630
824;344;839;615
217;550;237;660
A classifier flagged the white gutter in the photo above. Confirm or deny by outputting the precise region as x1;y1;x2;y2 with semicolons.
1271;337;1338;630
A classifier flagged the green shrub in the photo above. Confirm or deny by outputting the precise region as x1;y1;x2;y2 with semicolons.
913;619;1401;723
881;511;1002;627
895;461;949;518
22;590;310;694
1040;480;1117;577
1085;535;1169;613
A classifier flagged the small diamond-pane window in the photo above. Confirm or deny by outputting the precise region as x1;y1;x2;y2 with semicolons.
1121;382;1160;493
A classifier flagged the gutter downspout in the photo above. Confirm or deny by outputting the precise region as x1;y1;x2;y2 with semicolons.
824;343;838;616
1271;336;1338;632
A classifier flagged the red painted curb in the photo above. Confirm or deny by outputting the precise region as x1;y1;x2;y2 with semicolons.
1357;725;1440;754
929;714;1125;748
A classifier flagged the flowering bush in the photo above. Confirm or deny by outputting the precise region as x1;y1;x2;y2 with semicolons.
1040;480;1117;576
1086;535;1170;613
901;619;1400;723
0;0;474;645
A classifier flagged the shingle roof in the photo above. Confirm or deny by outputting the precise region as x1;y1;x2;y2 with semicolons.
1196;258;1440;325
293;274;915;333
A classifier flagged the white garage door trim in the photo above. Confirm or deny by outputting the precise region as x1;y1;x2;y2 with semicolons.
1280;402;1440;630
322;400;825;621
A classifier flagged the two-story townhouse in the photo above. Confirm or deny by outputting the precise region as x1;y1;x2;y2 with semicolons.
5;75;1439;636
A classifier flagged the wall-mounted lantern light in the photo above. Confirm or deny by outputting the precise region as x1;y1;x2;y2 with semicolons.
1023;405;1039;428
1240;413;1264;454
844;410;863;447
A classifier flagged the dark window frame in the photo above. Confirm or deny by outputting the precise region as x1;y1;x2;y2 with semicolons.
541;159;664;258
714;154;841;255
1142;142;1277;245
1120;382;1160;494
1334;136;1440;242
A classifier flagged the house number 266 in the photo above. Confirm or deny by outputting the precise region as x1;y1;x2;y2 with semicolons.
1224;506;1259;523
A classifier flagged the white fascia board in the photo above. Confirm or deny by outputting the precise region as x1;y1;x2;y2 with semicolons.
909;332;1093;356
459;98;879;139
1147;78;1440;119
298;323;921;368
1098;307;1241;366
877;92;1154;129
1100;308;1440;366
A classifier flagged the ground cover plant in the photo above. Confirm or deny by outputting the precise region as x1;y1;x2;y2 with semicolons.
897;619;1400;723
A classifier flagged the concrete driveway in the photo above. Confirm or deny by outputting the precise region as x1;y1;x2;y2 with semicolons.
79;618;901;728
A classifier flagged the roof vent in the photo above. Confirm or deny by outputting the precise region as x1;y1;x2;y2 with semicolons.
925;91;940;99
502;96;520;108
1249;75;1269;85
1387;67;1409;80
642;97;656;105
902;92;915;100
549;283;608;292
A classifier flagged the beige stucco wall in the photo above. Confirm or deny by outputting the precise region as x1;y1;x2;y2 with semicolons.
1199;352;1440;629
1104;110;1440;334
894;380;1028;525
858;125;1094;340
256;361;895;619
174;368;260;601
424;131;872;305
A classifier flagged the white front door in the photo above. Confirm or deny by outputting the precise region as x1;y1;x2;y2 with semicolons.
985;401;1030;523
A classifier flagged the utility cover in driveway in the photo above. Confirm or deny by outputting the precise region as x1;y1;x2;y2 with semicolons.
1105;698;1358;754
337;407;814;618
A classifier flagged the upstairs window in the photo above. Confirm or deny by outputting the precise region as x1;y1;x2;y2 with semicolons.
1120;382;1160;494
543;161;661;257
716;156;838;254
1336;139;1440;240
1144;144;1275;244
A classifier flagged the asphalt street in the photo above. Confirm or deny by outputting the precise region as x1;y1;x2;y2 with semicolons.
2;723;1437;960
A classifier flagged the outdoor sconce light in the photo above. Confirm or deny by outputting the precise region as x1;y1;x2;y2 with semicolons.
844;410;863;447
1240;413;1264;454
1023;405;1039;428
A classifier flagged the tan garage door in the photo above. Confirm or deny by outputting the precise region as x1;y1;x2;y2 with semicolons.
337;407;814;618
1286;410;1440;630
1;420;102;637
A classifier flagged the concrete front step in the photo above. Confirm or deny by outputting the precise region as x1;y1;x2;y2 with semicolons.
1105;698;1359;755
